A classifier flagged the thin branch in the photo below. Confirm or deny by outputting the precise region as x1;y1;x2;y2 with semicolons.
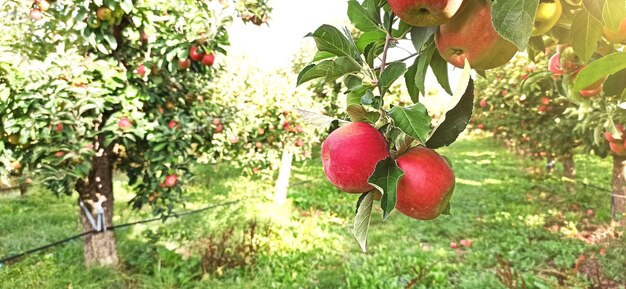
379;12;395;75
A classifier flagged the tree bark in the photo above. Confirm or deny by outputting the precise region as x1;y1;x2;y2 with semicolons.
78;145;118;267
561;155;576;193
273;150;293;205
611;155;626;224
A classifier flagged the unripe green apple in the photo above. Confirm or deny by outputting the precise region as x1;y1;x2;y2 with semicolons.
387;0;466;27
395;146;455;220
321;122;389;193
435;0;517;70
96;7;112;21
532;0;562;36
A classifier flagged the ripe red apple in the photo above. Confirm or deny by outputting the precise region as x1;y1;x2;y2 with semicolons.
137;64;146;77
168;120;178;129
450;242;458;249
460;239;473;247
295;139;304;147
549;53;564;76
521;74;529;80
501;90;507;97
321;122;389;193
538;105;546;112
118;117;132;130
214;124;224;133
96;7;112;21
435;0;517;70
229;136;239;144
140;31;149;43
479;99;487;108
532;0;562;36
189;46;204;61
282;121;291;131
55;123;64;132
387;0;466;27
526;62;537;73
202;53;215;66
164;174;178;187
541;97;550;105
395;146;455;220
258;127;265;135
252;167;261;174
38;0;51;12
177;58;191;70
610;142;626;156
477;124;485;130
29;9;43;20
54;151;66;158
605;131;616;143
255;142;263;149
604;18;626;44
295;125;303;133
579;78;605;98
212;118;221;125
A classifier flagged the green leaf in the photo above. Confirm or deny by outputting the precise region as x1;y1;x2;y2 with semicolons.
584;0;606;23
378;62;407;98
603;0;626;31
103;34;118;50
353;191;375;252
426;79;474;149
313;51;335;62
413;40;436;98
405;60;419;102
347;105;380;123
308;25;359;60
296;57;362;86
368;157;404;220
491;0;538;50
120;0;133;14
410;26;437;51
573;52;626;91
347;86;369;106
430;51;453;95
348;0;385;33
356;30;386;52
571;8;604;62
604;68;626;96
389;104;432;143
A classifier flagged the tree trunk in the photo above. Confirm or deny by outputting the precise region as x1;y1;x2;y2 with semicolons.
561;155;576;193
78;145;118;267
273;150;293;205
611;155;626;225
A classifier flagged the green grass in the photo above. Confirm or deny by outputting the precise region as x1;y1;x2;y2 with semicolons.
0;136;624;289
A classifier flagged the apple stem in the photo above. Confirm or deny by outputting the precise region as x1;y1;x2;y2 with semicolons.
379;12;396;76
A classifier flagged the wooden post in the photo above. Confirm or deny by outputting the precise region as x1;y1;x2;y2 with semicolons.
274;149;293;205
611;155;626;225
561;155;576;193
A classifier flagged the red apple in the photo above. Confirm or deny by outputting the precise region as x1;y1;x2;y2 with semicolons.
387;0;467;27
450;242;458;249
255;142;263;149
118;117;132;130
258;127;265;135
168;120;178;129
460;239;473;248
605;131;617;142
395;146;455;220
229;136;239;144
541;97;550;105
526;62;537;73
177;58;191;70
189;46;204;61
295;139;304;147
295;125;303;133
549;53;564;76
501;90;507;97
579;78;605;98
479;99;487;107
214;124;224;133
164;174;178;187
55;123;64;132
201;53;215;66
137;64;146;77
54;151;66;158
321;122;389;193
212;118;221;125
610;142;626;156
477;124;485;130
435;0;517;70
29;9;43;20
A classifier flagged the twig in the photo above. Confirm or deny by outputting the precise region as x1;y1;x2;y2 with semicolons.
379;13;395;75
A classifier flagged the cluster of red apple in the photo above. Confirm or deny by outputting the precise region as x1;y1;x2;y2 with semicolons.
549;45;605;98
28;0;50;20
388;0;527;70
605;125;626;156
321;122;454;220
136;46;214;78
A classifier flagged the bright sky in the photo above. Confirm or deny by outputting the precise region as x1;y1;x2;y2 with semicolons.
227;0;463;97
228;0;348;69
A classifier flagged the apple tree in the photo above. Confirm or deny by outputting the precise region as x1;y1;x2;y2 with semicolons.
0;0;271;267
298;0;626;250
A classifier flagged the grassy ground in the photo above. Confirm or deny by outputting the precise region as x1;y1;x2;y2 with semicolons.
0;136;624;289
